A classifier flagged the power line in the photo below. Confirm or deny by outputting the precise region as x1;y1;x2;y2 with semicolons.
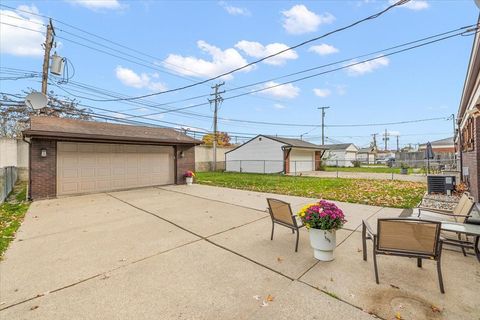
25;0;409;102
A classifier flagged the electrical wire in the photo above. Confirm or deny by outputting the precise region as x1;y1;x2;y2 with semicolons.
16;0;409;102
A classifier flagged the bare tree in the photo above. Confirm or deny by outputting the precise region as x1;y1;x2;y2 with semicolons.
0;90;92;138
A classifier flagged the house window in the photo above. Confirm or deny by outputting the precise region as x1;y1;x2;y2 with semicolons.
461;117;475;152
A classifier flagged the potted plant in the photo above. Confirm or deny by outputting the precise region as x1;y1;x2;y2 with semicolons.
184;170;195;185
400;162;409;175
298;200;346;261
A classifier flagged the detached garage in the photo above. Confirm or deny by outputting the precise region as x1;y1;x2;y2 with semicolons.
225;135;326;174
23;116;201;200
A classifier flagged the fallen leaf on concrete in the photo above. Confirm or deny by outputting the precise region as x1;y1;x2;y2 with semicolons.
30;306;39;311
357;248;362;253
100;273;110;280
277;257;283;262
260;301;269;307
395;312;402;319
0;301;5;305
119;258;127;262
390;284;400;289
330;277;334;282
431;305;441;313
253;295;261;301
266;294;274;302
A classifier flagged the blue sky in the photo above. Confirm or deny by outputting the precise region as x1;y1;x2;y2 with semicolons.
0;0;478;148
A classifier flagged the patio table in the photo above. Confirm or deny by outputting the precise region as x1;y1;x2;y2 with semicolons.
439;222;480;262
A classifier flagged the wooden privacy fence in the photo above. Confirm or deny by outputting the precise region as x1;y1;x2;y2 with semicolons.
0;166;18;203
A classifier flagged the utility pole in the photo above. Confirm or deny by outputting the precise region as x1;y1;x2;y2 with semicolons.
209;82;225;171
41;19;55;94
396;135;399;151
371;133;378;150
383;129;390;151
450;113;456;139
318;106;330;145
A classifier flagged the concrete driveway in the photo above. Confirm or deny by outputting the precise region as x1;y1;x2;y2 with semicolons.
1;185;478;319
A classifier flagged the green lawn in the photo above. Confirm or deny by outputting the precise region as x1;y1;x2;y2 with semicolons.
0;182;30;259
196;172;425;209
324;166;414;174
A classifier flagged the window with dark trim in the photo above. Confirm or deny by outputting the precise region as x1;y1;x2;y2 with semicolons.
461;117;475;152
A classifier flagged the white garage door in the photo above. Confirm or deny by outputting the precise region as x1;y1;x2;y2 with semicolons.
57;142;175;196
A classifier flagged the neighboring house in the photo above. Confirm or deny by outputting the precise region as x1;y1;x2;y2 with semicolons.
321;143;359;167
225;135;326;174
0;138;29;181
23;116;201;200
457;24;480;202
357;147;376;164
419;137;455;153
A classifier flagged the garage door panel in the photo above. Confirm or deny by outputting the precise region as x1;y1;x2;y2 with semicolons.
57;142;174;196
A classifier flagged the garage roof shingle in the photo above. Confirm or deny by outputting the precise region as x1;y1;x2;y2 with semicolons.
23;116;202;145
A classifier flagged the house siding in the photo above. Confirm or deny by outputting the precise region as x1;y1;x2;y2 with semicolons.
225;136;284;173
461;116;480;202
30;138;57;200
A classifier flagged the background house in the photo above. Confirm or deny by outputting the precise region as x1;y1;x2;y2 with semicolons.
225;135;325;174
457;24;480;202
419;137;455;154
357;147;376;164
321;143;358;167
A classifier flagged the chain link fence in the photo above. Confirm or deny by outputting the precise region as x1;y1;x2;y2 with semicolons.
223;158;459;181
1;166;18;204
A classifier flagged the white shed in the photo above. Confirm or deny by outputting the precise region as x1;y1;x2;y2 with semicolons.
321;143;359;167
225;135;326;174
357;147;376;164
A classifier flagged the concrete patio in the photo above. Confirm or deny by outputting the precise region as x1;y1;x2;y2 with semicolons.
0;185;478;319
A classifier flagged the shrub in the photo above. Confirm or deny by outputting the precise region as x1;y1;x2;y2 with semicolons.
351;160;361;167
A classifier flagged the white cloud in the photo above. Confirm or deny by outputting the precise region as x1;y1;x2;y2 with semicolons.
219;1;250;16
390;0;429;11
235;41;298;66
115;66;167;91
347;56;389;76
163;40;253;80
0;5;45;57
273;103;286;109
309;44;339;56
260;81;299;99
66;0;124;10
282;5;335;35
313;88;331;98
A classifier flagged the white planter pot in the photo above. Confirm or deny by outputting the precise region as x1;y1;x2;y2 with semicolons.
186;177;193;185
309;228;336;261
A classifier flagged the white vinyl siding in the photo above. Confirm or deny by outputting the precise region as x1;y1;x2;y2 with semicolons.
226;137;284;173
57;142;174;196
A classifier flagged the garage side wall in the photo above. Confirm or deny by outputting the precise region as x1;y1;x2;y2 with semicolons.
176;145;195;183
30;138;56;200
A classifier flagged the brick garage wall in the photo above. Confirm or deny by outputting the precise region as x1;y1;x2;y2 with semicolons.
30;138;56;200
461;116;480;202
176;145;195;184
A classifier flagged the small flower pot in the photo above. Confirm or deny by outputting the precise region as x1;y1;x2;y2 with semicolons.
309;228;336;261
186;177;193;185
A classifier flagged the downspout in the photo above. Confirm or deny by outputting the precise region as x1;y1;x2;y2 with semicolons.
22;136;31;200
457;118;463;183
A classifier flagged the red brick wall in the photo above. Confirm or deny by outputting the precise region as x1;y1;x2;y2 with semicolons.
461;116;480;202
30;138;57;200
175;145;195;184
284;149;290;174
